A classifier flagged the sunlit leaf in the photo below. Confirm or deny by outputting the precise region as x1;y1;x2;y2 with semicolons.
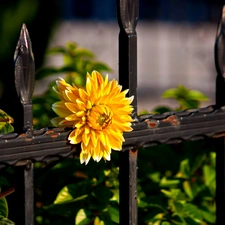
182;203;203;223
75;209;91;225
94;216;105;225
159;177;180;188
183;180;193;200
200;208;216;223
161;189;186;202
161;222;170;225
172;201;183;214
54;184;89;204
161;88;178;98
0;110;14;134
0;215;14;225
107;207;119;223
47;47;67;55
203;164;216;196
0;198;8;218
188;90;208;101
176;159;190;179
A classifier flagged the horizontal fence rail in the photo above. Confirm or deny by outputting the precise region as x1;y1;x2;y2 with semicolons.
1;106;225;165
0;1;225;225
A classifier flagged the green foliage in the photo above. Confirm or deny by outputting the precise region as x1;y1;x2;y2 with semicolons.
137;142;216;224
34;157;120;225
0;111;14;223
152;85;208;114
0;176;14;225
33;42;112;128
0;110;14;134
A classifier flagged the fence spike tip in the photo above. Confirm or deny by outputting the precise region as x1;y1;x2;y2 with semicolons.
14;23;35;105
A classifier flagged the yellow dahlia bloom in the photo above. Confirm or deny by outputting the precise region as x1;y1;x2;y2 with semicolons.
51;71;133;164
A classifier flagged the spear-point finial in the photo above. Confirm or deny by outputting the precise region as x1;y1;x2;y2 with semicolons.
14;23;35;105
117;0;139;33
14;24;35;134
215;5;225;78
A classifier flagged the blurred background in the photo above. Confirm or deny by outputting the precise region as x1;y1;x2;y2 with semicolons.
0;0;224;115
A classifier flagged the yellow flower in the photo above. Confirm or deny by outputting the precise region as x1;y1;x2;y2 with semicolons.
51;71;133;164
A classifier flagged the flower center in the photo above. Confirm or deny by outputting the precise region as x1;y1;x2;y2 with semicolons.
87;105;112;130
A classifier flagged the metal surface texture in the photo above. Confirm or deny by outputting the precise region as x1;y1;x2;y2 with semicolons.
1;106;225;164
0;127;74;166
117;0;138;224
14;24;35;135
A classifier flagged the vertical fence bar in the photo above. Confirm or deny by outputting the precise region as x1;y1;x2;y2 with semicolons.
117;0;139;224
14;162;34;225
214;5;225;224
24;162;34;225
13;23;35;225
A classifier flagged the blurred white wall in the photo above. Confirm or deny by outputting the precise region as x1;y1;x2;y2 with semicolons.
35;21;217;112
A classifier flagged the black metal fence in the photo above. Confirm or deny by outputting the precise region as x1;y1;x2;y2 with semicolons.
0;0;225;224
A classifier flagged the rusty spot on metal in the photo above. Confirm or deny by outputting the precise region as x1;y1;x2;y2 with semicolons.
162;115;180;125
130;148;138;155
25;137;33;141
19;133;27;138
212;133;225;138
145;119;159;128
50;133;59;138
45;130;54;135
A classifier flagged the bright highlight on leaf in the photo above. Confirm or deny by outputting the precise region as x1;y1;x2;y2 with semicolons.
0;109;14;134
51;71;133;164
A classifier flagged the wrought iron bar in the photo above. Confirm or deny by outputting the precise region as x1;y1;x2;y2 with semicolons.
215;5;225;108
117;0;138;224
214;5;225;224
1;107;225;164
13;24;35;225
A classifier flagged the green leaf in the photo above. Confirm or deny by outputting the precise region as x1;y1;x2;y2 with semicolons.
0;110;14;134
54;186;88;204
72;48;95;59
161;189;185;201
107;207;119;223
172;201;184;214
148;172;161;183
182;203;203;224
0;123;14;135
0;198;8;218
161;85;208;110
176;159;190;179
203;164;216;196
188;90;208;101
94;216;105;225
0;216;15;225
148;204;168;213
203;165;215;186
0;177;9;187
183;180;194;200
75;209;91;225
160;177;180;188
200;208;216;223
152;106;173;114
47;47;67;55
161;222;170;225
54;182;92;204
35;66;75;80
